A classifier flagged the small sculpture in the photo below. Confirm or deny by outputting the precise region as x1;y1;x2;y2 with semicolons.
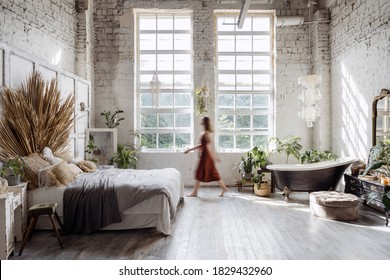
0;177;9;195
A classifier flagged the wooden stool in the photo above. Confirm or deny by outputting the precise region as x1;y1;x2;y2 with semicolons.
19;202;63;256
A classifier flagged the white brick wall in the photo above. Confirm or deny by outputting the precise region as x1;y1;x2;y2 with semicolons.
330;0;390;160
0;0;79;74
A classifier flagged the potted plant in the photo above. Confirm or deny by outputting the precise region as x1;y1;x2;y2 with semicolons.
253;173;270;197
0;156;25;185
109;144;138;169
272;136;302;164
363;138;390;181
239;151;255;180
251;145;272;170
100;110;125;128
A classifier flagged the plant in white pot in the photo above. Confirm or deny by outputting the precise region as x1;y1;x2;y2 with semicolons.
239;151;255;180
253;173;270;197
0;156;25;186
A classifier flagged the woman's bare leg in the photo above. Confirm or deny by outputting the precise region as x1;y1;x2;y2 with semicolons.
217;180;229;196
188;180;200;197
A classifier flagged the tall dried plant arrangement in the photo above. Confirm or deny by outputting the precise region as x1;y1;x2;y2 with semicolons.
0;71;74;161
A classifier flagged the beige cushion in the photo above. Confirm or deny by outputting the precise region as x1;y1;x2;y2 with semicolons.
48;162;78;186
67;163;83;175
47;156;65;165
77;160;97;172
22;153;51;190
55;149;74;163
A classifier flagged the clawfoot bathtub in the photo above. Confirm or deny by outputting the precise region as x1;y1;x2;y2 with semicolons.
267;157;357;201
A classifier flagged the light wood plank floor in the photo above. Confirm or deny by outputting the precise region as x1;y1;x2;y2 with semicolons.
9;186;390;260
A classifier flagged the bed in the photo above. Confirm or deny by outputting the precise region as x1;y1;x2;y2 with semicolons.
27;167;184;235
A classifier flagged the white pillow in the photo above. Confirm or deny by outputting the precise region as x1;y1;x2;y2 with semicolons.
42;147;54;161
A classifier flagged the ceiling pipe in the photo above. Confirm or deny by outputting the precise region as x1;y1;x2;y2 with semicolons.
275;16;305;27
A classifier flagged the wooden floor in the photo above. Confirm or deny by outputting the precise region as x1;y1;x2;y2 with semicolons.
9;186;390;260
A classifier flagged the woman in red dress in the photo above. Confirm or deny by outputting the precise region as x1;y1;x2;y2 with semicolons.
184;116;229;197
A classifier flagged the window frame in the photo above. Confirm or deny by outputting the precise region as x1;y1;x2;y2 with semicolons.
135;11;194;152
215;11;275;152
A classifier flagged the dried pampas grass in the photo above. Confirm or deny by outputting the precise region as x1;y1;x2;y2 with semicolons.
0;70;75;161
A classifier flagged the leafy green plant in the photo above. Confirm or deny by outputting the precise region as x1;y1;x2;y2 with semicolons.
251;145;272;169
239;151;255;175
109;144;138;169
299;149;338;164
272;136;302;164
100;110;125;128
0;156;25;178
363;139;390;177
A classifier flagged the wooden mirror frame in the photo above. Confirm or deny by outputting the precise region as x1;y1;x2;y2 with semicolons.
372;88;390;146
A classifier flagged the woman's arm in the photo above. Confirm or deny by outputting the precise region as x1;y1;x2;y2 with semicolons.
184;144;201;154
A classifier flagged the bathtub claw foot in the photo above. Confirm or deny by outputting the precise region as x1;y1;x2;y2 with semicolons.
283;186;291;202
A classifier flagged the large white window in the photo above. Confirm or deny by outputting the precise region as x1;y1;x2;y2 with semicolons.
215;13;274;151
136;12;193;151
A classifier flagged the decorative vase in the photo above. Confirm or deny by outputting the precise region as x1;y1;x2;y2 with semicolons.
254;181;270;197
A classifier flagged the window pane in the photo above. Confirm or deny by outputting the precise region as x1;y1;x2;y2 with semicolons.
219;135;234;149
253;56;270;70
236;94;251;109
218;74;235;90
236;74;252;90
253;115;268;130
174;16;191;30
174;34;191;50
253;17;270;31
157;34;173;50
237;18;252;32
159;93;173;108
253;35;270;52
175;133;191;148
218;56;235;70
159;74;173;89
253;74;271;90
236;56;252;70
174;54;191;70
157;15;173;30
236;115;251;130
141;113;157;128
140;34;156;50
174;74;191;89
140;93;153;108
253;94;269;108
158;133;173;149
157;54;173;71
218;115;234;130
140;54;156;71
236;35;252;52
253;135;268;147
175;113;191;128
218;36;235;52
217;16;235;32
175;93;191;107
140;15;156;30
218;94;234;109
158;113;174;128
141;133;156;148
236;135;251;149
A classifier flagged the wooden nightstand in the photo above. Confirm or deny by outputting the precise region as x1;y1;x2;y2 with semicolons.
8;182;28;241
0;191;22;260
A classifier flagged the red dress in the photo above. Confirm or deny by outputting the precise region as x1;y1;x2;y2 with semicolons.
195;133;221;182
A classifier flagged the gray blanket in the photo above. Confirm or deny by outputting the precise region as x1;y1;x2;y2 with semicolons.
63;168;181;234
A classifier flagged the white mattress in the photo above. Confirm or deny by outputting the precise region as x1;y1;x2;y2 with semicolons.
27;169;184;235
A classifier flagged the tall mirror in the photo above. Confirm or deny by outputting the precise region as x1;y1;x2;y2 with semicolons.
372;88;390;145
